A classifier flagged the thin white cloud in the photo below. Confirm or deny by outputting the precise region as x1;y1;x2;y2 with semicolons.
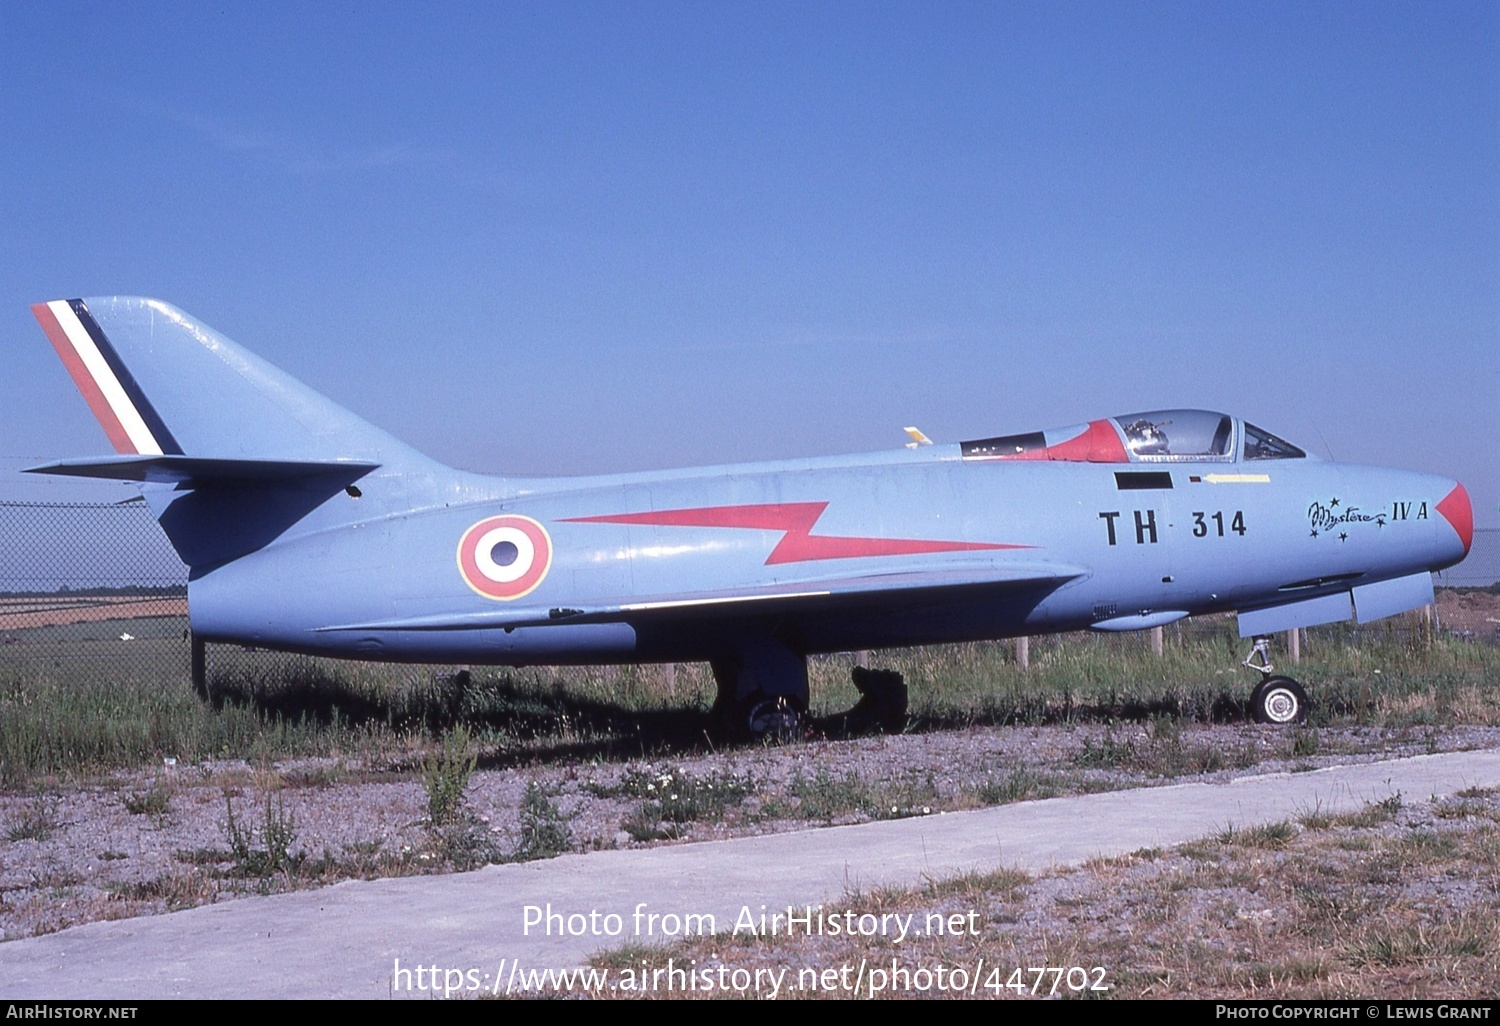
116;95;453;177
672;327;972;355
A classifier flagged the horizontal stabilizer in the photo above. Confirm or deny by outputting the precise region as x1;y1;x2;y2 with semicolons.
317;561;1088;633
25;455;380;485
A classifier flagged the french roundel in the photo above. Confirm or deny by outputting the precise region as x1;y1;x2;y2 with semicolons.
457;515;553;601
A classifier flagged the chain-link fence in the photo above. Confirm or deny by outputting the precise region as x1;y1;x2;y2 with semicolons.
1434;528;1500;588
0;500;464;696
0;499;192;687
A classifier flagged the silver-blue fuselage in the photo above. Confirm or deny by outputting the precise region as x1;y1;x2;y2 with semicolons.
186;443;1467;664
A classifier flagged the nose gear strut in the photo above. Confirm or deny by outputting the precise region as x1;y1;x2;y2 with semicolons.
1242;635;1275;676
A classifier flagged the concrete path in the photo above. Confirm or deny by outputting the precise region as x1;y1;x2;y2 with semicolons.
4;749;1497;999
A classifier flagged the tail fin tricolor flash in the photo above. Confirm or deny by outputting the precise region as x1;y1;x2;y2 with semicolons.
28;297;439;472
28;297;455;569
32;300;182;457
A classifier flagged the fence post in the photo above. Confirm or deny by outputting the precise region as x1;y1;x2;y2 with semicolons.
1014;635;1029;670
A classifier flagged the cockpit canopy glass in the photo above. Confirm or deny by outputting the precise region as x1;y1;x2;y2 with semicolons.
958;410;1309;464
1114;410;1233;459
1243;422;1306;461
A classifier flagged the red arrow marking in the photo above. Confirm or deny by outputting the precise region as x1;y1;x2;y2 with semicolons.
563;502;1027;565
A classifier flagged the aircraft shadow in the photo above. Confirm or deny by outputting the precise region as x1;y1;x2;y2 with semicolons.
205;665;1259;769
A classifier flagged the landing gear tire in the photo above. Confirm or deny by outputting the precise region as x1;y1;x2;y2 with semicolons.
745;695;801;743
1250;675;1308;726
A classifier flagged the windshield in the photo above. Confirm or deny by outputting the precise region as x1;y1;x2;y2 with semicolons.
1243;422;1306;460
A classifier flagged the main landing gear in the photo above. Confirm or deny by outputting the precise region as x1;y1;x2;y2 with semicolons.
842;667;908;735
744;695;801;743
1241;635;1309;725
711;637;810;743
710;638;910;742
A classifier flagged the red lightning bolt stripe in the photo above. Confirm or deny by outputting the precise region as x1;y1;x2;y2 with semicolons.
562;502;1028;565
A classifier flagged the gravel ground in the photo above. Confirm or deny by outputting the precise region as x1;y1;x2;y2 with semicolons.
4;720;1499;944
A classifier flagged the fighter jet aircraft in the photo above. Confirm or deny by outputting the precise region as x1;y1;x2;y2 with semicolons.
28;297;1472;735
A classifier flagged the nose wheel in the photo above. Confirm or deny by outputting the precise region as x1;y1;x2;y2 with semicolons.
1242;634;1309;725
1250;675;1308;725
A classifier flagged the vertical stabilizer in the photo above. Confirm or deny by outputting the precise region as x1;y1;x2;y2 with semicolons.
32;297;440;472
31;297;464;570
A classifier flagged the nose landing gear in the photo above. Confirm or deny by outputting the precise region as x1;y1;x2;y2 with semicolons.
1242;634;1309;725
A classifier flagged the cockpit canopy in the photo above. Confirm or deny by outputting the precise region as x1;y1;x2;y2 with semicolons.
961;410;1306;464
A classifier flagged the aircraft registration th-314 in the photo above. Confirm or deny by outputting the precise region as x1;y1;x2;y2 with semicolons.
29;297;1473;736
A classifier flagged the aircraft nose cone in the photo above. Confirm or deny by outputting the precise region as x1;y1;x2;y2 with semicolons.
1436;481;1473;562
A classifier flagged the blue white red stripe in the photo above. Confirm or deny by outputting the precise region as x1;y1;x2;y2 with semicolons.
31;299;180;456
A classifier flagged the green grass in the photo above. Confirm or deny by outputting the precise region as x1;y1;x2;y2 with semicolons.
420;724;477;825
1216;820;1299;850
865;623;1500;730
4;794;59;841
122;776;174;827
223;790;303;877
2;621;1496;788
513;781;572;861
591;764;757;834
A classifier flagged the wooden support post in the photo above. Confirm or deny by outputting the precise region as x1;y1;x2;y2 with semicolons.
662;662;677;696
1014;635;1029;670
1149;625;1164;657
1286;628;1301;663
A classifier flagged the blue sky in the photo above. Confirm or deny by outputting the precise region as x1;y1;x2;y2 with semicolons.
1;2;1495;524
